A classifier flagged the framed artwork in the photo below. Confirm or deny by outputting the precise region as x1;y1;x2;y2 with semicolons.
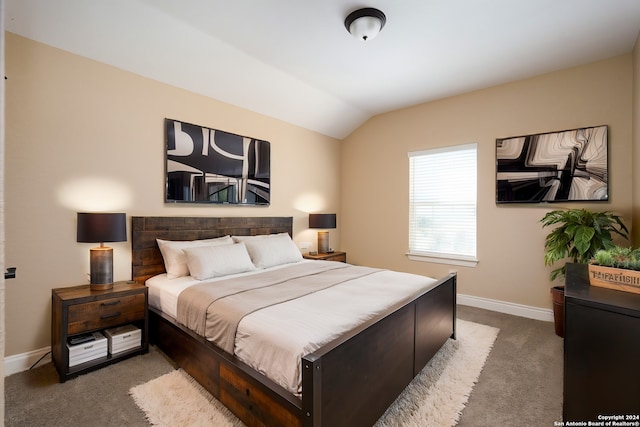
496;125;608;203
165;118;270;205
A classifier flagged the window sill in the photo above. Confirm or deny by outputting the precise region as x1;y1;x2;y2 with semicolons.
406;252;478;268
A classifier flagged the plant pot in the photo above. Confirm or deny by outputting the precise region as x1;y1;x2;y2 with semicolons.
588;264;640;295
550;285;564;338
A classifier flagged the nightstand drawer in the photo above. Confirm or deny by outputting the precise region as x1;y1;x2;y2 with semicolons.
303;251;347;263
67;293;146;334
325;253;346;262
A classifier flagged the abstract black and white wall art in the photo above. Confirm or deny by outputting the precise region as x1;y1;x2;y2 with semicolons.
165;119;270;205
496;125;608;203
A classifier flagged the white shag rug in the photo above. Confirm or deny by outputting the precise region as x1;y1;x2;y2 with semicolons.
130;319;499;427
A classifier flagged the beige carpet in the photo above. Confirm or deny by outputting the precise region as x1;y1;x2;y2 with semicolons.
130;319;499;426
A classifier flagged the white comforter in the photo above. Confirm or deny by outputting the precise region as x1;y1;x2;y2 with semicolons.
146;260;438;397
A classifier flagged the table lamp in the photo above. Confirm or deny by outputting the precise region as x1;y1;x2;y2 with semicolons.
77;212;127;290
309;213;337;254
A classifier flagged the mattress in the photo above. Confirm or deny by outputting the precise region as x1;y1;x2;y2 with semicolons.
146;260;438;396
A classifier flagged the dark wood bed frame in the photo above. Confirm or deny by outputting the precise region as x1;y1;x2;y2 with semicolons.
132;216;457;427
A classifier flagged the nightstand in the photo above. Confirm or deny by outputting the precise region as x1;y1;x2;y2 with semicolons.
303;251;347;263
51;281;148;382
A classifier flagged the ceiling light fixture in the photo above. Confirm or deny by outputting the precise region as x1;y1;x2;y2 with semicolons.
344;8;386;41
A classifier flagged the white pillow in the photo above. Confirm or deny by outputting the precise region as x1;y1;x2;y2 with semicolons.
234;233;302;268
231;232;289;242
183;242;256;280
231;234;267;242
156;236;233;279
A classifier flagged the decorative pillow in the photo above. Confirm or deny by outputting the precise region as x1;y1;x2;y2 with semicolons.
234;233;302;268
183;242;256;280
156;236;233;279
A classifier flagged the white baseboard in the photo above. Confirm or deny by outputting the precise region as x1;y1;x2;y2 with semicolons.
4;346;51;377
458;293;554;322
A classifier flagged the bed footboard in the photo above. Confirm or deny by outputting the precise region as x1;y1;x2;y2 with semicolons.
149;308;304;426
301;273;456;427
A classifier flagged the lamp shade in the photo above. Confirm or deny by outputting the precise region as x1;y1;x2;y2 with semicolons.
309;213;336;229
77;213;127;243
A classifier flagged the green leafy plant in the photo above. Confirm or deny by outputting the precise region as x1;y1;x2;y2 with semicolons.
541;208;629;281
593;246;640;271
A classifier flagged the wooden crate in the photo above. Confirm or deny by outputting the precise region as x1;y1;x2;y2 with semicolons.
588;264;640;295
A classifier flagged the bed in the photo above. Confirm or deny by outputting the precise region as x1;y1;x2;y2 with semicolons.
131;216;457;427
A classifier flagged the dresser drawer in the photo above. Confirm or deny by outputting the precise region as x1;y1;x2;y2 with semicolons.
67;293;146;335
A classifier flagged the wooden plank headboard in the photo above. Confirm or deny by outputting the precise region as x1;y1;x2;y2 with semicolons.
131;216;294;283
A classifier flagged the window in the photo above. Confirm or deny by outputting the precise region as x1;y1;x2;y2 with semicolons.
408;143;478;267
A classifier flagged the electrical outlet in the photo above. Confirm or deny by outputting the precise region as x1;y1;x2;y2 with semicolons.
299;241;311;252
5;267;16;279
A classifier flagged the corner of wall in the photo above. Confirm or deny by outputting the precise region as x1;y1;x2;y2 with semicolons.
632;30;640;246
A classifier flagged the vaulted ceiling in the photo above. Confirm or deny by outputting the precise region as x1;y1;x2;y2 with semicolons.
7;0;640;138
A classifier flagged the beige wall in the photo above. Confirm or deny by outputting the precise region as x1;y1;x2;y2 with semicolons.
633;31;640;245
4;33;341;356
1;0;6;416
5;30;638;358
341;55;634;310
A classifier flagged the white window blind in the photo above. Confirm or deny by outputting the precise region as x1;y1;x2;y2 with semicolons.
408;143;478;266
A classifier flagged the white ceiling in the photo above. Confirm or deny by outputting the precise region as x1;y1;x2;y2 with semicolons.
6;0;640;139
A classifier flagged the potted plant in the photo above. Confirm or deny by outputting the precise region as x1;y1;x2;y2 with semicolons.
540;208;629;337
589;246;640;295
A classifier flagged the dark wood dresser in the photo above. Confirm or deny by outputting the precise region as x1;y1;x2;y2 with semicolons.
563;263;640;422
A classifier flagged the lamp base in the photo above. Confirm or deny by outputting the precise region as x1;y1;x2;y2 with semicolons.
89;246;114;291
317;231;330;254
90;282;114;291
